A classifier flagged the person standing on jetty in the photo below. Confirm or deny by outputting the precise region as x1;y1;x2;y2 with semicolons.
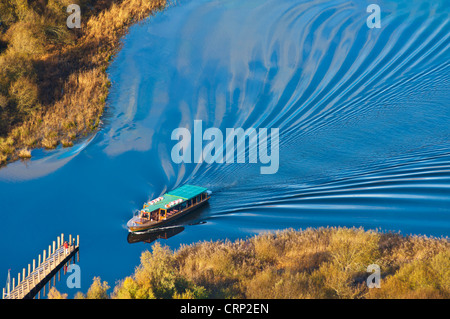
63;241;69;254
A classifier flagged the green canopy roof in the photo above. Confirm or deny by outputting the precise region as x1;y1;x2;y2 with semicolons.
168;184;208;200
142;185;208;212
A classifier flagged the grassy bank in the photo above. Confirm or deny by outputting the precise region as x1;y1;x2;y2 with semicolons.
48;227;450;299
0;0;167;165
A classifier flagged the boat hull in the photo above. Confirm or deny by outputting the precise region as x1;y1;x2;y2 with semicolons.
127;196;210;232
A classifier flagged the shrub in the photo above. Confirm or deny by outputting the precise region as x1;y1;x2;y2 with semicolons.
0;52;35;85
83;277;110;299
47;287;67;299
0;94;8;109
252;233;281;264
44;24;75;45
368;250;450;299
328;227;381;272
113;276;152;299
41;137;58;149
244;269;311;299
6;19;47;55
139;242;179;298
46;0;79;21
61;138;73;147
0;152;7;164
430;251;450;292
17;148;31;158
10;0;31;20
8;77;39;114
0;142;14;155
0;1;18;30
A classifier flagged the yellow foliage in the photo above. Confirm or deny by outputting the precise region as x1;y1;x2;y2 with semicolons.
328;227;381;272
0;152;7;164
368;250;450;299
7;17;46;55
113;276;154;299
252;233;281;263
0;52;35;85
85;277;110;299
17;148;31;158
10;0;30;21
29;228;450;300
109;228;450;299
47;287;68;299
0;94;8;109
9;77;38;113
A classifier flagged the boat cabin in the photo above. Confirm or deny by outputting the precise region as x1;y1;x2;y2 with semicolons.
137;185;209;222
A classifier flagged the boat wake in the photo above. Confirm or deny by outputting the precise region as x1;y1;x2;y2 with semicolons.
102;0;449;235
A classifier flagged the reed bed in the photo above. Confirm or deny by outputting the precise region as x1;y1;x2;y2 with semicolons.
0;0;168;165
48;227;450;299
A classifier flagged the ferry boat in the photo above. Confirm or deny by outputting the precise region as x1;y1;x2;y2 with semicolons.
127;185;211;232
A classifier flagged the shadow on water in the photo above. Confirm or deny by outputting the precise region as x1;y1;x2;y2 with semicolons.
127;226;185;244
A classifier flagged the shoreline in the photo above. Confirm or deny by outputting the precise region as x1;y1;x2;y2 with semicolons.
0;0;168;167
48;226;450;299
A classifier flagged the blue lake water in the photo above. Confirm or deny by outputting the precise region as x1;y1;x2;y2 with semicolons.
1;0;449;297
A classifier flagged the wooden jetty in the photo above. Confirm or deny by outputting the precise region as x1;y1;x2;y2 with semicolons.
2;234;80;299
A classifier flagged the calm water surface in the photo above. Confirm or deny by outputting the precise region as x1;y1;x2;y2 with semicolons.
1;0;449;297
